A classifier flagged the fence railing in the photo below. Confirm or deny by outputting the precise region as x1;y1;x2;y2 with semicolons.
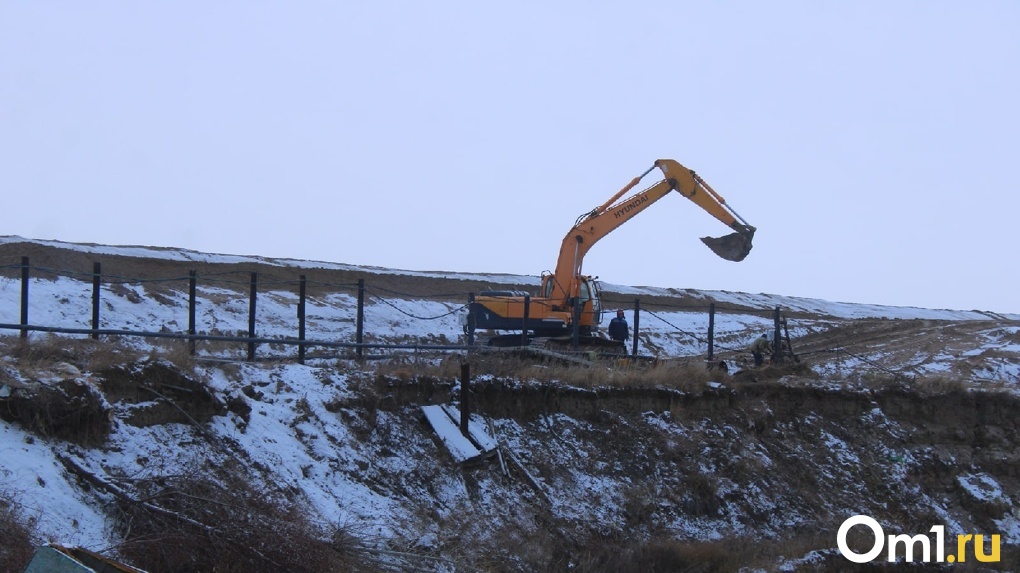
1;256;788;363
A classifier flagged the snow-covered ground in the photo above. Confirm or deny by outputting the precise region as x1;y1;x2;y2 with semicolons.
2;237;1017;372
2;237;1019;570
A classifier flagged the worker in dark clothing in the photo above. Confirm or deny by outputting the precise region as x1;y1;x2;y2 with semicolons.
608;309;629;342
749;334;772;367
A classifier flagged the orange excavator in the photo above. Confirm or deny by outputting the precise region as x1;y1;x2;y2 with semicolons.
469;159;756;349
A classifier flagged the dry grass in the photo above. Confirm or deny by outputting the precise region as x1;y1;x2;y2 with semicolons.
0;334;146;374
572;537;757;573
564;532;1020;573
0;490;36;573
141;339;205;375
911;373;968;396
536;359;720;390
846;368;980;398
114;462;378;573
374;353;723;392
455;531;850;573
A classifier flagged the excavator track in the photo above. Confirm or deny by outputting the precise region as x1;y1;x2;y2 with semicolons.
477;335;628;367
480;333;627;355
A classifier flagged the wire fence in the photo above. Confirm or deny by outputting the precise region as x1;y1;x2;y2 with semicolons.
0;255;931;378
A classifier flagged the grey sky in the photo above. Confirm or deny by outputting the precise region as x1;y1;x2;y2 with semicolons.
2;2;1018;313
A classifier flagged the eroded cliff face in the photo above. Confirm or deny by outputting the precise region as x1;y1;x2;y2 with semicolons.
381;372;1020;568
4;350;1018;571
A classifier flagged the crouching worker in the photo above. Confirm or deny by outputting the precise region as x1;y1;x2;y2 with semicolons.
749;334;772;367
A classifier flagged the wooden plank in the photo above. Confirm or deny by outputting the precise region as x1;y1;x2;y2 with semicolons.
502;448;551;505
440;404;498;452
421;405;481;463
488;418;509;477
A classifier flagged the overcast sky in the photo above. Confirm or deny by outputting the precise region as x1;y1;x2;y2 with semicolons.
2;2;1018;313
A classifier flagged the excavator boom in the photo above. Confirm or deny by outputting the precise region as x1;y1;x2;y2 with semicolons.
547;159;755;302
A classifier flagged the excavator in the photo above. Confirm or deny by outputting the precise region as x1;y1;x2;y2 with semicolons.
469;159;756;350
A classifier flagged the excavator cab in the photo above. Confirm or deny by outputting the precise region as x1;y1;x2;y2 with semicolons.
539;274;601;326
577;277;604;329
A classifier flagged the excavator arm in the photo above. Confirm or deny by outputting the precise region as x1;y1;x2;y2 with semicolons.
546;159;755;302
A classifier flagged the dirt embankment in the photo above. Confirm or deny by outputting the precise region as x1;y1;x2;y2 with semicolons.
97;361;227;427
385;373;1018;432
0;240;766;313
0;240;504;302
382;374;1020;549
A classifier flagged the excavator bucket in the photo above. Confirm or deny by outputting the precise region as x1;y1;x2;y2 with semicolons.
701;228;755;262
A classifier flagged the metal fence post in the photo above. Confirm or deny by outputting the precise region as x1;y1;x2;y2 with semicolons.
188;270;197;355
466;292;475;348
707;302;715;360
91;262;101;339
20;257;29;339
247;272;258;361
521;295;530;347
356;279;365;360
632;298;640;357
460;362;470;435
772;306;782;364
298;275;307;364
782;315;796;362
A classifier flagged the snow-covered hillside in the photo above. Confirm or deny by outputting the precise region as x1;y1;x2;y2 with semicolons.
2;236;1017;381
1;237;1018;572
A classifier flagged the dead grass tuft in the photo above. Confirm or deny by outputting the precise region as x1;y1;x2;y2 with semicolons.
911;373;968;396
542;359;719;391
145;340;200;374
847;368;975;398
0;490;36;573
850;370;911;390
570;536;762;573
374;353;721;392
115;463;377;573
1;334;145;374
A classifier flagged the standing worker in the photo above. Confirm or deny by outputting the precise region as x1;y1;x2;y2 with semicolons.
608;309;629;343
749;333;772;367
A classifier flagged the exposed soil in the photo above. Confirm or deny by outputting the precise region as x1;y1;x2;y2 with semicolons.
379;373;1020;568
0;240;515;303
0;376;111;446
96;361;226;427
